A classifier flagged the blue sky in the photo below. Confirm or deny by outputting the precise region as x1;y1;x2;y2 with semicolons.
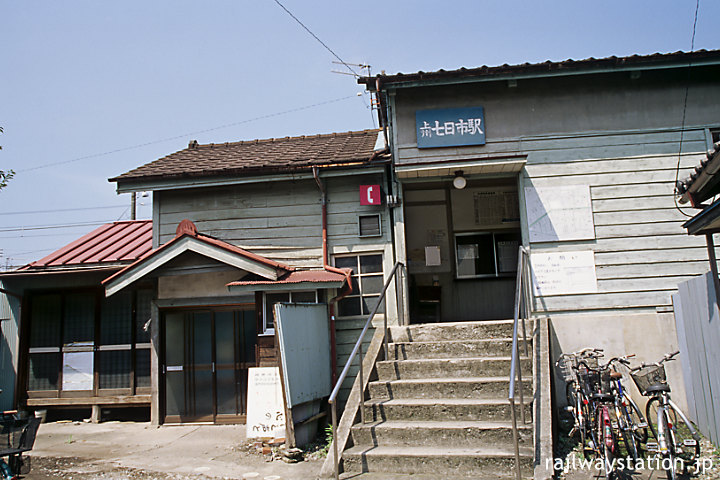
1;0;718;269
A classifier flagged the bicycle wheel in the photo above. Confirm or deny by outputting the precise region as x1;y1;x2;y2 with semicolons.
623;393;648;444
597;410;617;479
665;403;700;465
646;399;679;480
645;397;661;442
565;382;578;429
615;403;639;461
581;395;594;460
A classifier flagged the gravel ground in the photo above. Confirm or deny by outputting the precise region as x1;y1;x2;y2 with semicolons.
14;421;323;480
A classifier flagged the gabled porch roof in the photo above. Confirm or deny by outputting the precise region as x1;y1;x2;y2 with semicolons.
102;220;294;297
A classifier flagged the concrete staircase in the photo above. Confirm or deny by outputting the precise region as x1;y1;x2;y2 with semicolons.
340;320;534;479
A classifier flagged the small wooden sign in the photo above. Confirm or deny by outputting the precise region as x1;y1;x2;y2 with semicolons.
246;367;286;439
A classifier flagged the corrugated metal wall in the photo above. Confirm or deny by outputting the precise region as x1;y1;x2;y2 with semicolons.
0;288;18;410
673;272;720;446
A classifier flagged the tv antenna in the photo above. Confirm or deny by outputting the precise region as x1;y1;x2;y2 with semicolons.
331;62;371;77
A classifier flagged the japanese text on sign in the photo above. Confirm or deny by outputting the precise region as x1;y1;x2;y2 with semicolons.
416;107;486;149
419;118;484;138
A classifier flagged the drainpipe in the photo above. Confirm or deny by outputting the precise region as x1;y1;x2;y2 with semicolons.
376;78;388;149
313;167;345;385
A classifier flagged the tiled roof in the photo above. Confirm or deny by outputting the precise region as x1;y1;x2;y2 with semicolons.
359;50;720;87
111;129;385;183
678;141;720;206
19;220;153;271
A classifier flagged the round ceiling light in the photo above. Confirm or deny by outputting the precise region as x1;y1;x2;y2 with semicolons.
452;171;467;189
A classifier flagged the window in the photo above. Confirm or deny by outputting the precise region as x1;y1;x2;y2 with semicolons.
262;290;318;335
358;215;382;237
711;128;720;145
455;232;520;279
27;288;153;394
334;254;385;317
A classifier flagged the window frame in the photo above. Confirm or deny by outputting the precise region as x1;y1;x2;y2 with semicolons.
261;290;319;336
358;214;382;238
453;231;520;280
25;287;154;397
333;253;385;318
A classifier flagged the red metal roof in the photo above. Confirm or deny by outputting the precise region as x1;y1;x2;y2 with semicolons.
20;220;153;270
102;220;294;290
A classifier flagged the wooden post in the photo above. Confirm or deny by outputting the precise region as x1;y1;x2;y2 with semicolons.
275;325;295;447
91;405;101;423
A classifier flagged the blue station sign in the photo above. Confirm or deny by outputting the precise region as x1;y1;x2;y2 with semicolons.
415;106;486;149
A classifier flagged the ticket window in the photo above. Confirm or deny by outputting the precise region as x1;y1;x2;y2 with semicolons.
455;232;520;279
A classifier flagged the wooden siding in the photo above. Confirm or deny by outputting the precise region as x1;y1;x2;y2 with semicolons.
157;173;394;405
158;174;390;267
521;129;716;313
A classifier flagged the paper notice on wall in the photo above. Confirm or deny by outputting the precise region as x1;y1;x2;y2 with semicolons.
497;240;519;273
525;185;595;242
62;351;94;391
425;246;441;266
530;250;598;296
246;367;286;439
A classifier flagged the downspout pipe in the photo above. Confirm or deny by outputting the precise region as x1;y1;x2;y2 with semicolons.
313;167;353;385
376;78;389;149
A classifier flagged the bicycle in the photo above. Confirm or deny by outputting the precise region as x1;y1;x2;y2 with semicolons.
629;351;700;480
578;358;619;479
0;390;41;480
556;348;604;460
605;355;648;462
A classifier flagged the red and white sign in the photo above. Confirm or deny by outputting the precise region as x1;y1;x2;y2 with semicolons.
360;185;382;205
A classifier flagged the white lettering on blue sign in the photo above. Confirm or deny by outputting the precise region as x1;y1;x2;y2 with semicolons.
419;117;484;139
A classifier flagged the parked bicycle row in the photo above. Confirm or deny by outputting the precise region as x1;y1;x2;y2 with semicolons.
555;348;701;480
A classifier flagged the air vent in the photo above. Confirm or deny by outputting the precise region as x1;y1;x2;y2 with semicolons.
358;214;381;237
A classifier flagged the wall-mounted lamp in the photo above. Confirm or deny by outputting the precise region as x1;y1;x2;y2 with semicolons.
453;170;467;190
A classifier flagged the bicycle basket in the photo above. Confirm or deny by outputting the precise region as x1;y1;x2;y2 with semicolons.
578;369;600;397
630;364;666;395
557;356;577;383
0;418;27;451
599;371;613;395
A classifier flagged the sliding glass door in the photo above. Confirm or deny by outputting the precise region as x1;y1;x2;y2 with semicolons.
162;308;255;424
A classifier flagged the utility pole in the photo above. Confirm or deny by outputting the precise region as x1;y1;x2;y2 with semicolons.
130;192;136;220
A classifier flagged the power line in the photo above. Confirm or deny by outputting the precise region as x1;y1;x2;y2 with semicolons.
0;204;127;216
0;219;117;233
0;232;93;239
18;94;359;173
673;0;700;219
271;0;359;77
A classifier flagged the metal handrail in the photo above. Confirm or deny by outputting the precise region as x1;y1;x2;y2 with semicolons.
327;261;404;480
509;246;532;480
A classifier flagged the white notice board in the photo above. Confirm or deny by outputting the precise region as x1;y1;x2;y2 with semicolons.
525;185;595;242
246;367;286;439
531;250;598;296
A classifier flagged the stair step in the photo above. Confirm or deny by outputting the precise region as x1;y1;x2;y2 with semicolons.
368;376;532;400
363;398;532;422
340;473;532;480
342;445;534;478
389;319;526;343
350;420;533;447
376;356;531;380
390;338;531;359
